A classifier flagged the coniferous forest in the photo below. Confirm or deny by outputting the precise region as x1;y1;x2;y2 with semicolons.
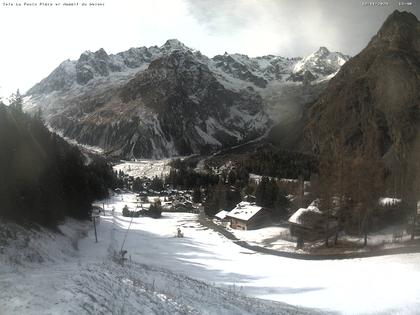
0;101;117;227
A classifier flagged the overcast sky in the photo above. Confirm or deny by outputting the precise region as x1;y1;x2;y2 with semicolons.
0;0;418;99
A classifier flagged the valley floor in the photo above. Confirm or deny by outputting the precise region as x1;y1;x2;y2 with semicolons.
1;192;420;314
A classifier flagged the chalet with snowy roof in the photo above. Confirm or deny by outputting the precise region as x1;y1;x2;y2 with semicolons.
214;210;229;222
226;202;271;230
243;195;256;203
379;197;401;207
288;205;338;241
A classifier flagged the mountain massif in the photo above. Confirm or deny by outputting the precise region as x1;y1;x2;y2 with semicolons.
25;40;348;158
305;10;420;165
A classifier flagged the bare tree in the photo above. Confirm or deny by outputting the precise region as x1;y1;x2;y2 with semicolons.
405;138;420;240
350;116;385;246
318;155;334;247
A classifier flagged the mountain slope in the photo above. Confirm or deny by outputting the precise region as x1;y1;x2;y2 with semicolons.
25;40;349;158
53;49;268;158
0;217;324;315
305;10;420;162
290;47;348;82
0;104;116;226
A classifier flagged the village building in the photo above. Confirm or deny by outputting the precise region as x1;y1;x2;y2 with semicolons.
214;210;229;222
114;188;123;194
243;195;256;203
288;205;338;241
161;201;173;211
379;197;402;207
226;202;272;230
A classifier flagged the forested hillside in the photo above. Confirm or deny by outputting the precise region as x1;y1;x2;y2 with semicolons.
0;99;117;227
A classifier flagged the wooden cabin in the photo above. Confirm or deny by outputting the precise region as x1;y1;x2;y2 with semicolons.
214;210;229;222
226;202;271;230
288;205;338;241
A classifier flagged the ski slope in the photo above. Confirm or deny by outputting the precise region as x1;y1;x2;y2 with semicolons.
96;193;420;314
1;192;420;314
0;203;318;314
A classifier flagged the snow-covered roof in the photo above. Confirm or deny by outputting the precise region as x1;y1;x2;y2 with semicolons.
379;197;401;206
215;210;229;220
288;206;321;225
226;202;264;221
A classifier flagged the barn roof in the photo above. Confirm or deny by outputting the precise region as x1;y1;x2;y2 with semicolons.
288;206;322;226
379;197;401;206
215;210;229;220
226;202;264;222
288;205;338;230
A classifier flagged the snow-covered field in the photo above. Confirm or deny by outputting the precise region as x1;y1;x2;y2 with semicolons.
95;193;420;314
221;220;412;253
224;224;298;252
113;159;172;179
0;212;315;314
2;192;420;314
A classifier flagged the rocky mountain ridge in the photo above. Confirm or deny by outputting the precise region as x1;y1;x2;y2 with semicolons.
25;39;350;158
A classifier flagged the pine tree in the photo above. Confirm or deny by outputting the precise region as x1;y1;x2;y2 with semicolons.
192;187;202;203
149;199;162;218
273;186;289;219
204;182;227;216
318;152;335;247
150;176;164;191
203;182;240;216
256;177;279;208
256;177;269;207
132;177;143;192
9;89;23;112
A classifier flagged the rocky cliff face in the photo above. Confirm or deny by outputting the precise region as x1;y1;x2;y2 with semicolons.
305;11;420;163
51;49;268;158
25;39;349;158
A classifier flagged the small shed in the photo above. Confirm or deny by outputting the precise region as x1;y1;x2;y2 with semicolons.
214;210;229;221
379;197;401;207
288;205;337;241
226;202;271;230
243;195;256;203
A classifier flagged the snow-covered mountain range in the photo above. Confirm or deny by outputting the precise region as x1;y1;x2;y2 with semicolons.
25;39;349;158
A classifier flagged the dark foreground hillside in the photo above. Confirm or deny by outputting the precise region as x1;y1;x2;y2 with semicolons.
0;103;117;227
